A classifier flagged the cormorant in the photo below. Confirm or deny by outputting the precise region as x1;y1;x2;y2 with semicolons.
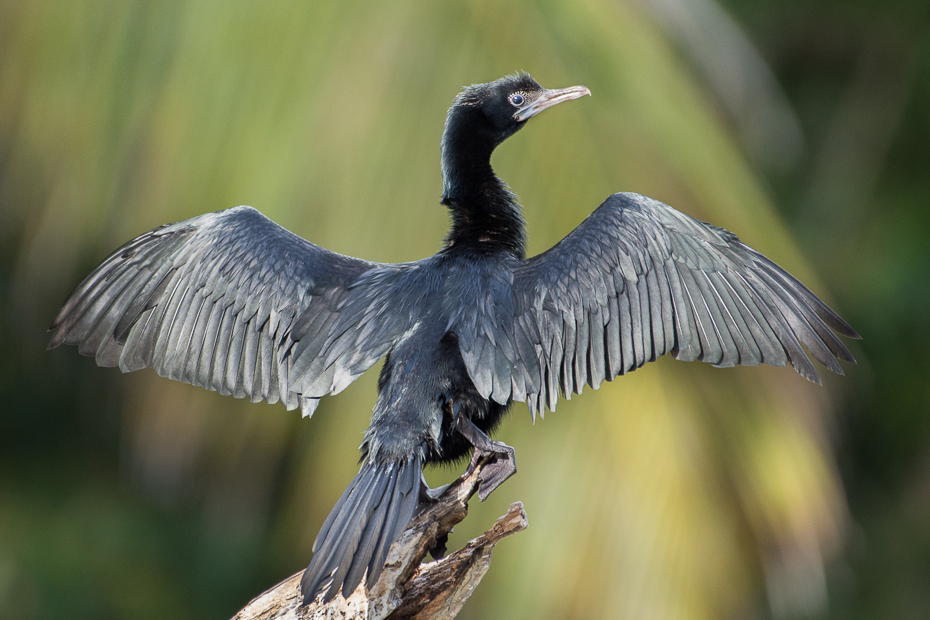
48;73;859;604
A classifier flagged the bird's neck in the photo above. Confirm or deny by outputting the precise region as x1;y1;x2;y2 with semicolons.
440;133;526;258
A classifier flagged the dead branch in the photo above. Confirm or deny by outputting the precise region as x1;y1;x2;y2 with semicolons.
231;461;527;620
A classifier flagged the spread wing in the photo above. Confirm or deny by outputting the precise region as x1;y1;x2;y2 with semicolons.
466;192;860;416
49;206;416;416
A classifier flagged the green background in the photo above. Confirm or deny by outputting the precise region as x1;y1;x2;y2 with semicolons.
1;1;927;618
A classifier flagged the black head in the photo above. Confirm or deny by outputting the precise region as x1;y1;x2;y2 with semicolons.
444;73;591;151
439;73;590;254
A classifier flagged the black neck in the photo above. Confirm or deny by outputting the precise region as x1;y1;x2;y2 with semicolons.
440;113;526;258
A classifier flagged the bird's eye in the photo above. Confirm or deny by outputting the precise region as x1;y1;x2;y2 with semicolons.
509;93;525;107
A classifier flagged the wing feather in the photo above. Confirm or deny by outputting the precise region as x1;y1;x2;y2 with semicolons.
465;192;859;413
50;206;418;409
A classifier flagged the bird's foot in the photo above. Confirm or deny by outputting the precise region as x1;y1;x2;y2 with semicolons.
455;416;517;501
419;472;450;503
416;474;452;560
474;441;516;501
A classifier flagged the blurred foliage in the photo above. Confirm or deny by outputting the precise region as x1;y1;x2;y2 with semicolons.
0;1;925;619
718;0;930;616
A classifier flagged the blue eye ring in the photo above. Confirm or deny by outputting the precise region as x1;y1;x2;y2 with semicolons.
509;93;525;107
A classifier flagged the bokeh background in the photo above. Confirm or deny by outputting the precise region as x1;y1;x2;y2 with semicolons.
1;1;928;618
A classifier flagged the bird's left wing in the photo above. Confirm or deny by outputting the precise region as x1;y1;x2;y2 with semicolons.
49;206;417;416
468;193;859;417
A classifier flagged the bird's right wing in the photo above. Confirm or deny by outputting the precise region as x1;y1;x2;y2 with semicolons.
49;206;417;416
498;193;859;416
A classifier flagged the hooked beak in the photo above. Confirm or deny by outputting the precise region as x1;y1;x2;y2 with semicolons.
514;85;591;122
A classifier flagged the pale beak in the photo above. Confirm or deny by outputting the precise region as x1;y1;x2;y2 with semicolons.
513;85;591;122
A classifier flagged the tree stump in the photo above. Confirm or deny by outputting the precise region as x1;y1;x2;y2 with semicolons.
231;460;527;620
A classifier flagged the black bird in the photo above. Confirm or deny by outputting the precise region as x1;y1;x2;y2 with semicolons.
49;73;859;604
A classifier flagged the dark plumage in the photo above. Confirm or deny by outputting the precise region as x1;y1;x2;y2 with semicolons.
48;72;859;604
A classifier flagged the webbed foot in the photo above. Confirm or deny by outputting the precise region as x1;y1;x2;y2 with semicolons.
420;472;450;502
456;416;517;501
475;441;516;501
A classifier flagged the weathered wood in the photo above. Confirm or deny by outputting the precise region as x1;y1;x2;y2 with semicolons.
231;460;527;620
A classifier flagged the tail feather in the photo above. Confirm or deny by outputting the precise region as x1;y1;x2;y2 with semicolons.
343;471;394;596
301;456;421;604
365;458;418;587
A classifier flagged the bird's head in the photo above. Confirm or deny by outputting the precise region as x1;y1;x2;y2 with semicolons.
443;73;591;153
